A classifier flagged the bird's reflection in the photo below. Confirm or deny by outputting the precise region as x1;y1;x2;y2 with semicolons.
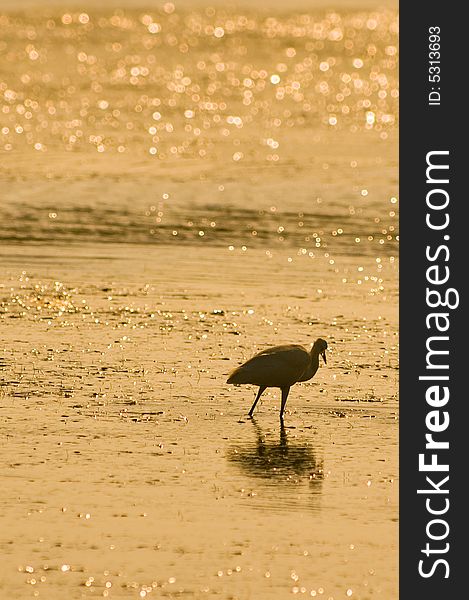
227;419;324;490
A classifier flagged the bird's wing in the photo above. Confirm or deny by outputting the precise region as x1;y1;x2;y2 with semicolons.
228;345;310;386
256;344;308;358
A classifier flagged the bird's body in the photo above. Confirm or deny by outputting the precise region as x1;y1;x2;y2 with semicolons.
227;344;318;388
227;338;328;419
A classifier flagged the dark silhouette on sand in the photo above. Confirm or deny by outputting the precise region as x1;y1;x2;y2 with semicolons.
227;338;328;419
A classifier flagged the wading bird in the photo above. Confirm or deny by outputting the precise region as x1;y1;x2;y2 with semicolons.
227;338;328;419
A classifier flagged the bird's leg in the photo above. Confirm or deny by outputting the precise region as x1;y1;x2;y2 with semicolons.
280;386;290;420
248;386;267;417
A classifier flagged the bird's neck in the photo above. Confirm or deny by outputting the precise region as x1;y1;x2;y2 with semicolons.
310;349;320;368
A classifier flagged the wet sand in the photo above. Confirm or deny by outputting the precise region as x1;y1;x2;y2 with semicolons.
1;4;398;599
1;242;398;599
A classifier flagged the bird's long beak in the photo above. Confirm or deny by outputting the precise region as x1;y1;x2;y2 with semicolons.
321;350;327;364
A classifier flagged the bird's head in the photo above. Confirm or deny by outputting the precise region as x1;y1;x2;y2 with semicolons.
312;338;328;364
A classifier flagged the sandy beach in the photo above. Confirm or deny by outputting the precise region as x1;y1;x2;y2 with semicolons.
1;3;398;598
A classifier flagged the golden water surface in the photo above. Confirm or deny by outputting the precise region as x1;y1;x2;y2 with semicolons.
1;3;398;599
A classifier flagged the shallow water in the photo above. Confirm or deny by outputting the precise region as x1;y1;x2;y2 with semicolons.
0;4;398;599
1;244;398;599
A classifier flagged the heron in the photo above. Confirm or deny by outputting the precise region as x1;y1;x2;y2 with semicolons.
227;338;328;419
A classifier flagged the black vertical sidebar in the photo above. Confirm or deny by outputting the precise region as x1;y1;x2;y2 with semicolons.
400;2;465;598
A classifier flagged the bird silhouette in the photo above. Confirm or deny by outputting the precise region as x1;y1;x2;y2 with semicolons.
227;338;328;419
